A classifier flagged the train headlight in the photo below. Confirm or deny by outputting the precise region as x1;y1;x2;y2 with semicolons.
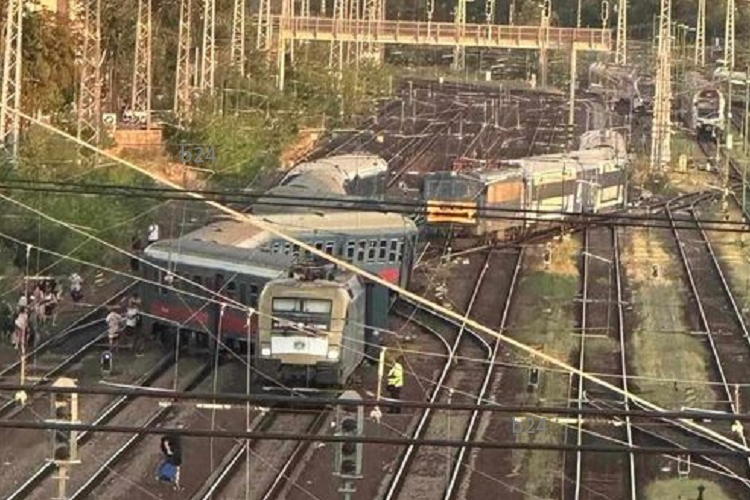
261;347;271;357
327;346;340;360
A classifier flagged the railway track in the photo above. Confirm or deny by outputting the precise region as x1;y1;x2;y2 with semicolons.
0;283;136;420
8;359;213;500
383;245;522;500
192;409;329;500
565;226;636;500
666;196;750;474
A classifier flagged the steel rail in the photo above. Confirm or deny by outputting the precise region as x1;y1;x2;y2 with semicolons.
0;330;110;419
667;198;750;474
572;228;591;500
443;248;523;499
613;228;638;500
383;249;495;500
259;411;330;500
4;353;176;500
0;282;135;379
66;363;214;500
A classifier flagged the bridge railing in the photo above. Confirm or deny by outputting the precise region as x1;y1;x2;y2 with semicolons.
276;16;612;50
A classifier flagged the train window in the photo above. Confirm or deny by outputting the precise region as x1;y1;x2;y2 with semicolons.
272;298;297;312
325;241;335;255
239;283;247;304
292;245;300;257
303;300;332;314
271;242;280;254
215;274;224;290
379;240;388;260
357;241;366;262
193;275;203;287
315;241;324;251
159;271;168;295
388;239;399;263
283;242;292;255
249;285;259;306
226;281;237;300
367;240;377;262
346;242;356;260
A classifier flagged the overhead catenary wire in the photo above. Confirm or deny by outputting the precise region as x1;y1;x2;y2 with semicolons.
4;106;750;455
1;419;750;457
2;178;750;233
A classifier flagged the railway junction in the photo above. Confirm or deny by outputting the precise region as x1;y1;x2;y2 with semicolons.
2;1;750;500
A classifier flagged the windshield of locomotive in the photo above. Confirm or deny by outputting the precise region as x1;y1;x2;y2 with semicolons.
425;177;481;201
271;298;333;334
695;90;721;118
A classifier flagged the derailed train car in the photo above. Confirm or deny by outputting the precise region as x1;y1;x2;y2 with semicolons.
423;130;627;238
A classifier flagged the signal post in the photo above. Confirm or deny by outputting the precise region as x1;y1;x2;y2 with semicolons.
333;390;364;499
47;377;81;500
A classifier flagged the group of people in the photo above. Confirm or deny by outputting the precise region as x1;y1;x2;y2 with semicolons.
5;274;84;351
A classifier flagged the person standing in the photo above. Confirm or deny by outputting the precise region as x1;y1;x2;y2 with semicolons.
13;308;28;351
69;273;84;303
386;356;404;414
147;223;160;246
158;433;183;490
106;308;123;349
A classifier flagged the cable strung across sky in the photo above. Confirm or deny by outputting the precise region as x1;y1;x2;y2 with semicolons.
3;105;749;455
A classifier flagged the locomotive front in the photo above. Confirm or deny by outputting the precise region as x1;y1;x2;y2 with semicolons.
255;270;365;389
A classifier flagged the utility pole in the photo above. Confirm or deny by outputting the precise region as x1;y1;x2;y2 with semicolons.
231;0;246;74
329;0;346;79
132;0;153;128
174;0;192;116
485;0;495;24
321;0;327;15
539;0;551;88
77;0;103;145
48;377;81;500
427;0;435;31
257;0;272;52
452;0;467;72
615;0;627;65
695;0;705;66
301;0;311;16
601;0;609;47
348;0;361;66
725;0;735;70
0;0;23;157
200;0;216;91
649;0;672;170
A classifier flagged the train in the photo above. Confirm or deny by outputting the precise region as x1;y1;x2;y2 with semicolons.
423;129;628;239
678;71;726;138
256;263;367;388
140;153;419;355
587;62;647;114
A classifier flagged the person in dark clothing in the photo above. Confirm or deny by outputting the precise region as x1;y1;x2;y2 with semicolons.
130;234;143;272
158;434;182;489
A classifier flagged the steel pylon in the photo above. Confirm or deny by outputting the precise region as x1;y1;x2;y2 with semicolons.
724;0;734;69
200;0;216;91
257;0;272;52
329;0;345;77
649;0;672;170
231;0;246;74
131;0;152;127
694;0;705;66
77;0;103;144
174;0;192;116
615;0;627;64
0;0;23;156
452;0;467;71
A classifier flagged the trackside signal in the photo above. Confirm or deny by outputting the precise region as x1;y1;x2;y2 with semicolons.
333;390;364;498
47;377;81;464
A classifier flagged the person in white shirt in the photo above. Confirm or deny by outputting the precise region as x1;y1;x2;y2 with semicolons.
147;223;160;245
106;310;123;348
14;308;28;350
69;273;84;303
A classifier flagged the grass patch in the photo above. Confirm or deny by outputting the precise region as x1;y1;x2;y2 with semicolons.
645;478;737;500
623;230;717;410
510;240;580;499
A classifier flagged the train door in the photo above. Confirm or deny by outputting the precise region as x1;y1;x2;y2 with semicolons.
208;273;224;352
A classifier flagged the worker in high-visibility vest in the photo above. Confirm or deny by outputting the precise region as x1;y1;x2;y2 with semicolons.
386;356;404;414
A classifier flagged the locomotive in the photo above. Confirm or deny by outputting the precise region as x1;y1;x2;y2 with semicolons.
140;154;418;353
423;129;628;239
256;263;369;388
679;71;726;138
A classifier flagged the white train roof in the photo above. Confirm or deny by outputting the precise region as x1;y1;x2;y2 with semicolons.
282;153;388;184
148;211;417;253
